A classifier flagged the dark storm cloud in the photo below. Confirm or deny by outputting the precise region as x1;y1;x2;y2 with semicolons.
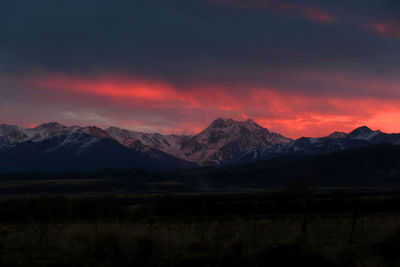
1;0;400;137
1;0;399;89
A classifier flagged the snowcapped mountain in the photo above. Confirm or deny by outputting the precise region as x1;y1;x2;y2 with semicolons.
0;132;194;173
184;118;291;165
327;131;347;139
0;122;119;147
346;126;381;140
2;119;400;172
105;127;190;156
194;118;291;145
0;124;31;147
0;122;196;172
235;126;400;164
106;118;292;166
0;124;24;136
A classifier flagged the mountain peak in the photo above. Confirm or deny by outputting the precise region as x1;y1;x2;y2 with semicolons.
106;126;122;131
352;126;373;133
347;126;381;140
35;122;66;129
0;124;25;136
348;126;373;136
0;123;22;129
208;117;265;130
243;118;258;126
82;126;112;139
328;131;347;139
208;117;235;129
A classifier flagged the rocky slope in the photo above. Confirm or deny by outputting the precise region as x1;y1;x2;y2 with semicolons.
234;126;400;164
106;118;292;165
2;119;400;172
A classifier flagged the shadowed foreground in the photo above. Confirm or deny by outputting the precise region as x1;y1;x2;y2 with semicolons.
0;192;400;266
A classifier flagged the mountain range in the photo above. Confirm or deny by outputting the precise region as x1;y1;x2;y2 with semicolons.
0;118;399;172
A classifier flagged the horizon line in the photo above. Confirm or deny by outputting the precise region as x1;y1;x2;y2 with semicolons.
0;118;386;140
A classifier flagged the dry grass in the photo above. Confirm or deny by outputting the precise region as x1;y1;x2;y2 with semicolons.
0;213;399;266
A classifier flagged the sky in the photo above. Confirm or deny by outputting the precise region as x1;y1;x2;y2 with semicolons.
0;0;400;138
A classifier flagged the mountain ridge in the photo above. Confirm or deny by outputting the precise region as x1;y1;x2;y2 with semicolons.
0;132;195;173
1;118;400;172
106;117;292;165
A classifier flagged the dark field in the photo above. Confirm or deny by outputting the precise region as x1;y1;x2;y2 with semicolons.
1;189;400;266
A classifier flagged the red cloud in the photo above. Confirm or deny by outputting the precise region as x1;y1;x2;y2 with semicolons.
249;90;400;137
365;21;400;39
209;1;334;25
302;7;334;23
29;74;190;108
3;72;400;138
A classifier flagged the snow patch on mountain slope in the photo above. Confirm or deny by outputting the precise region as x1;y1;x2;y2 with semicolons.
0;122;111;148
0;124;25;136
5;119;399;167
45;133;101;154
106;118;292;165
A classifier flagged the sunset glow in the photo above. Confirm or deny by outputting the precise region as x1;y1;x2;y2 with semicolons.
0;72;398;138
1;0;399;138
